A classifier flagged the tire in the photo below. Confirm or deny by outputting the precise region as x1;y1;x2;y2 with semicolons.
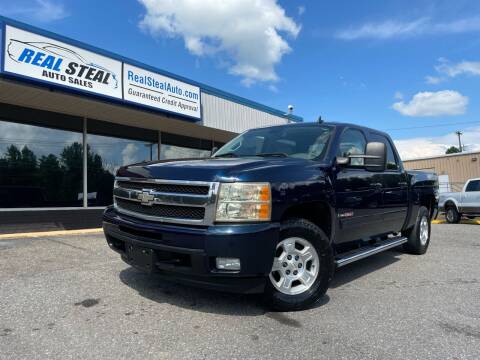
403;206;431;255
263;218;334;311
445;205;461;224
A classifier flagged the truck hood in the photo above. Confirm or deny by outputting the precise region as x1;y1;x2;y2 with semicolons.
117;157;327;183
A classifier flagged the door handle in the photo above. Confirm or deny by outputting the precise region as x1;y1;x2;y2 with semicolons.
398;182;408;187
370;183;383;188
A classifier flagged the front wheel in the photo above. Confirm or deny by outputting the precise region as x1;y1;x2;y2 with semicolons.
264;218;334;311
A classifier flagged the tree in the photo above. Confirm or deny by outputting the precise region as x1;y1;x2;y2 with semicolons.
1;145;38;186
59;142;84;203
446;146;461;154
39;154;63;203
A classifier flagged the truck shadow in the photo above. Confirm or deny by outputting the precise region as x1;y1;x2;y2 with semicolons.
118;249;401;315
119;267;266;316
330;249;402;289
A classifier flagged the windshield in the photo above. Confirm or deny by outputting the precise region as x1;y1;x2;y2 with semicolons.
214;125;333;160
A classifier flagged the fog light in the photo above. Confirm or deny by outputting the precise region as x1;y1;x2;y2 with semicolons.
216;257;241;271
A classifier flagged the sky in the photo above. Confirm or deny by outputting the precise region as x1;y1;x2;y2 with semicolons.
1;0;480;159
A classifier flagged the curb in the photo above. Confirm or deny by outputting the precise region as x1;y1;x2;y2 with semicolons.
0;228;103;240
432;219;480;225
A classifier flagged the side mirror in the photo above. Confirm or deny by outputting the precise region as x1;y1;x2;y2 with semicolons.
336;157;350;166
211;146;218;157
335;142;386;171
364;142;386;172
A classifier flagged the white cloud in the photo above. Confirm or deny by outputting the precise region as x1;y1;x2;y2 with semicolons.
435;59;480;78
0;121;81;158
138;0;300;84
394;127;480;160
121;143;139;165
336;16;480;40
298;6;305;16
336;17;429;40
394;91;403;100
392;90;468;117
268;84;278;93
424;58;480;85
424;75;444;84
2;0;69;22
161;145;210;159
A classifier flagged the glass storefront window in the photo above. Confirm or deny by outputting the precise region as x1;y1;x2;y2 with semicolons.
0;120;83;208
0;116;214;209
161;144;211;159
87;134;158;206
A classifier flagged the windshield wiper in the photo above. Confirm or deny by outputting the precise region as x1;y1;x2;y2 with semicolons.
213;152;239;158
255;152;288;158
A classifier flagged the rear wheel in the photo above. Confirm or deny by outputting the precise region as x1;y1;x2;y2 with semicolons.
403;206;431;255
264;218;334;311
445;205;461;224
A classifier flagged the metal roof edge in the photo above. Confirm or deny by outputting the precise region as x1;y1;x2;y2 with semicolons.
403;150;480;162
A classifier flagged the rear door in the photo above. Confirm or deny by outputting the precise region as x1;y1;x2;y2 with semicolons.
334;128;385;243
369;133;409;233
462;180;480;214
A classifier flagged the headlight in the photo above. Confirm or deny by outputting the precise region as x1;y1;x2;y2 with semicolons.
215;182;271;222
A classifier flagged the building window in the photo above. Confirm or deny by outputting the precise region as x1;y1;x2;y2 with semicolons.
87;134;159;206
0;105;217;209
161;144;211;159
0;120;83;208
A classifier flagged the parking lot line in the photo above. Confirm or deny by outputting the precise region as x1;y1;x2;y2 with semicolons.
0;228;103;240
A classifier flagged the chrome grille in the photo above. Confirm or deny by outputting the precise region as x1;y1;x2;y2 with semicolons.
115;198;205;220
113;178;218;225
116;181;209;195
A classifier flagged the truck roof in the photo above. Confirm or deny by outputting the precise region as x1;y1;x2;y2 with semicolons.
258;121;392;139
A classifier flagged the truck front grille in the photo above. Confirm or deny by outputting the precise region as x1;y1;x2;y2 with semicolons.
113;178;217;225
116;181;209;195
115;198;205;220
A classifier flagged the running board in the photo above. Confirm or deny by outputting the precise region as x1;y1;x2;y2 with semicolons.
335;236;408;268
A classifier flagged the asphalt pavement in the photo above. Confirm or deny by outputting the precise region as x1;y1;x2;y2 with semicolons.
0;224;479;359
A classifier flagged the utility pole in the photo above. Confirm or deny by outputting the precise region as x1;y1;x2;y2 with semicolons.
455;131;463;152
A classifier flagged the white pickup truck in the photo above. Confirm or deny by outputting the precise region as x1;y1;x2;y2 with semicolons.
439;178;480;223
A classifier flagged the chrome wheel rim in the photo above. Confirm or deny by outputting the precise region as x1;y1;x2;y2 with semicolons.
419;216;429;245
269;237;320;295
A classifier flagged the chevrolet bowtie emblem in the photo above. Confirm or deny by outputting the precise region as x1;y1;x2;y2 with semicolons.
138;191;155;206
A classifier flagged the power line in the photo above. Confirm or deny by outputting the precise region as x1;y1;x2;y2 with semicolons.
384;120;480;131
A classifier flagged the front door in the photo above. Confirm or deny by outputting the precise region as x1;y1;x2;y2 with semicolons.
462;180;480;214
334;128;385;243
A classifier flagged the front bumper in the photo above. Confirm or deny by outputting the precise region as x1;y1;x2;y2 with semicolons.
103;206;280;294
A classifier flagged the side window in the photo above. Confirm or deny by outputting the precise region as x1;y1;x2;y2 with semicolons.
337;128;366;166
371;133;399;171
465;180;480;192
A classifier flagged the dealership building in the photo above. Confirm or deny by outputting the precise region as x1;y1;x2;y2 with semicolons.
0;16;301;233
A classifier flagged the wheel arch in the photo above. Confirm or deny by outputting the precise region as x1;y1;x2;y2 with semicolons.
280;201;335;243
444;199;459;211
420;193;438;219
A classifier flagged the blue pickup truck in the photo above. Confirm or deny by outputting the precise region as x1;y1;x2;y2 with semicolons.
103;122;438;311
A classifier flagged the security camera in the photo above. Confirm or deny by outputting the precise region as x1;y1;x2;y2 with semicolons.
288;105;294;111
